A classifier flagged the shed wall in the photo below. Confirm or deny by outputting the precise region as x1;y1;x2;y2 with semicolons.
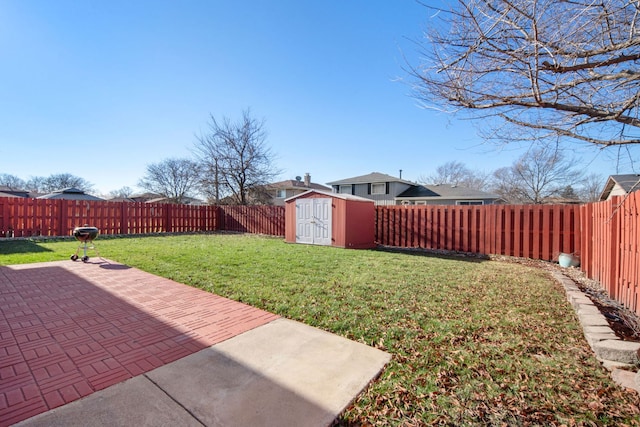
342;201;376;248
284;191;375;249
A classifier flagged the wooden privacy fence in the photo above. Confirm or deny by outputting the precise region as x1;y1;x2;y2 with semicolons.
0;198;284;237
218;205;285;236
580;193;640;314
0;195;638;315
375;200;638;316
376;204;580;261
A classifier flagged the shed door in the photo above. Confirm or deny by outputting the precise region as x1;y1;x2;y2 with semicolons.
295;198;332;245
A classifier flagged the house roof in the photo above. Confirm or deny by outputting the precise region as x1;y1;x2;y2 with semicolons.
144;196;206;205
326;172;414;186
0;186;29;198
599;174;640;200
37;187;104;201
266;179;330;191
0;191;21;198
396;184;501;200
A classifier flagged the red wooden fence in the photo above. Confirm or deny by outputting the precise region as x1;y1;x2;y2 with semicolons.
219;205;285;236
375;204;580;261
0;199;283;237
0;196;638;315
580;193;640;314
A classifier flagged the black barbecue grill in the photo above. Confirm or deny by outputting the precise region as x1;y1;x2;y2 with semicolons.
70;225;100;262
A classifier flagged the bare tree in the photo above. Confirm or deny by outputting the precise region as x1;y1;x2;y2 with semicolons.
0;174;26;190
577;173;606;202
410;0;640;147
25;173;94;193
107;186;135;199
490;145;584;203
194;110;280;205
138;158;201;203
418;160;489;190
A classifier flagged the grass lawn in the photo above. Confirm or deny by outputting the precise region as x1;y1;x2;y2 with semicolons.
1;233;639;425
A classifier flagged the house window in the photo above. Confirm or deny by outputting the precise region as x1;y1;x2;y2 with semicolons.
276;189;287;198
456;200;484;205
371;183;386;195
339;185;352;194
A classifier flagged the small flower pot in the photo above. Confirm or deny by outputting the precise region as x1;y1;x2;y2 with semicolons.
558;253;580;268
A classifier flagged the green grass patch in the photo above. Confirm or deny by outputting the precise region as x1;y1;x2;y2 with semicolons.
1;234;638;425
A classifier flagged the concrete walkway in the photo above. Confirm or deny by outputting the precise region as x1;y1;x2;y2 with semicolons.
1;260;390;426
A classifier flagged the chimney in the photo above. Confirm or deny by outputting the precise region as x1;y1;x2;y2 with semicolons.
304;173;311;187
399;169;403;179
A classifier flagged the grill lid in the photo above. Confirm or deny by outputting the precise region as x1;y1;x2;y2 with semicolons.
73;226;99;242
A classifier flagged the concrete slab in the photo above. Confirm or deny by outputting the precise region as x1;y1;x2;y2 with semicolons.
147;318;391;427
15;376;202;427
17;319;390;427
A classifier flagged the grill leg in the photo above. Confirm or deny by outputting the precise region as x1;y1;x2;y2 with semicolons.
71;240;100;262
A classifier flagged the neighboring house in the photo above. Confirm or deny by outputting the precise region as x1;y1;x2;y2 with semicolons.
599;174;640;201
541;196;581;205
327;172;502;206
113;193;205;205
144;196;206;205
0;186;30;198
396;183;503;206
37;187;105;201
113;192;161;203
255;173;331;206
327;172;415;206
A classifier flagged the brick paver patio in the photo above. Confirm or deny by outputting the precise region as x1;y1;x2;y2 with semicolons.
0;259;279;426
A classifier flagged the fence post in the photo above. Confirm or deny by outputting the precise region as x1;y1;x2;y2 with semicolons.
58;200;67;236
119;202;127;234
164;204;172;233
607;197;621;300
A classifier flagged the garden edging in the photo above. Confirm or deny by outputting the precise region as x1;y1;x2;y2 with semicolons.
549;270;640;393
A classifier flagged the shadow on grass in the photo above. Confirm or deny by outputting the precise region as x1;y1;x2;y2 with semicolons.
374;245;490;263
0;239;53;255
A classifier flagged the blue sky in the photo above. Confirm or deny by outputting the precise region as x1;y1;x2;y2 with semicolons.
0;0;636;195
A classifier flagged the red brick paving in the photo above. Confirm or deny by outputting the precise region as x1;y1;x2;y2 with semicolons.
0;259;279;426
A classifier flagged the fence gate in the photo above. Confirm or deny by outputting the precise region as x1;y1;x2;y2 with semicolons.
295;198;332;245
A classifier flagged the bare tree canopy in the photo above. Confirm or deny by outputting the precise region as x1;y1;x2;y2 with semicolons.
25;173;94;193
490;145;584;203
107;186;135;199
0;174;26;190
411;0;640;147
138;158;201;203
579;172;606;202
194;109;280;205
418;160;489;190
